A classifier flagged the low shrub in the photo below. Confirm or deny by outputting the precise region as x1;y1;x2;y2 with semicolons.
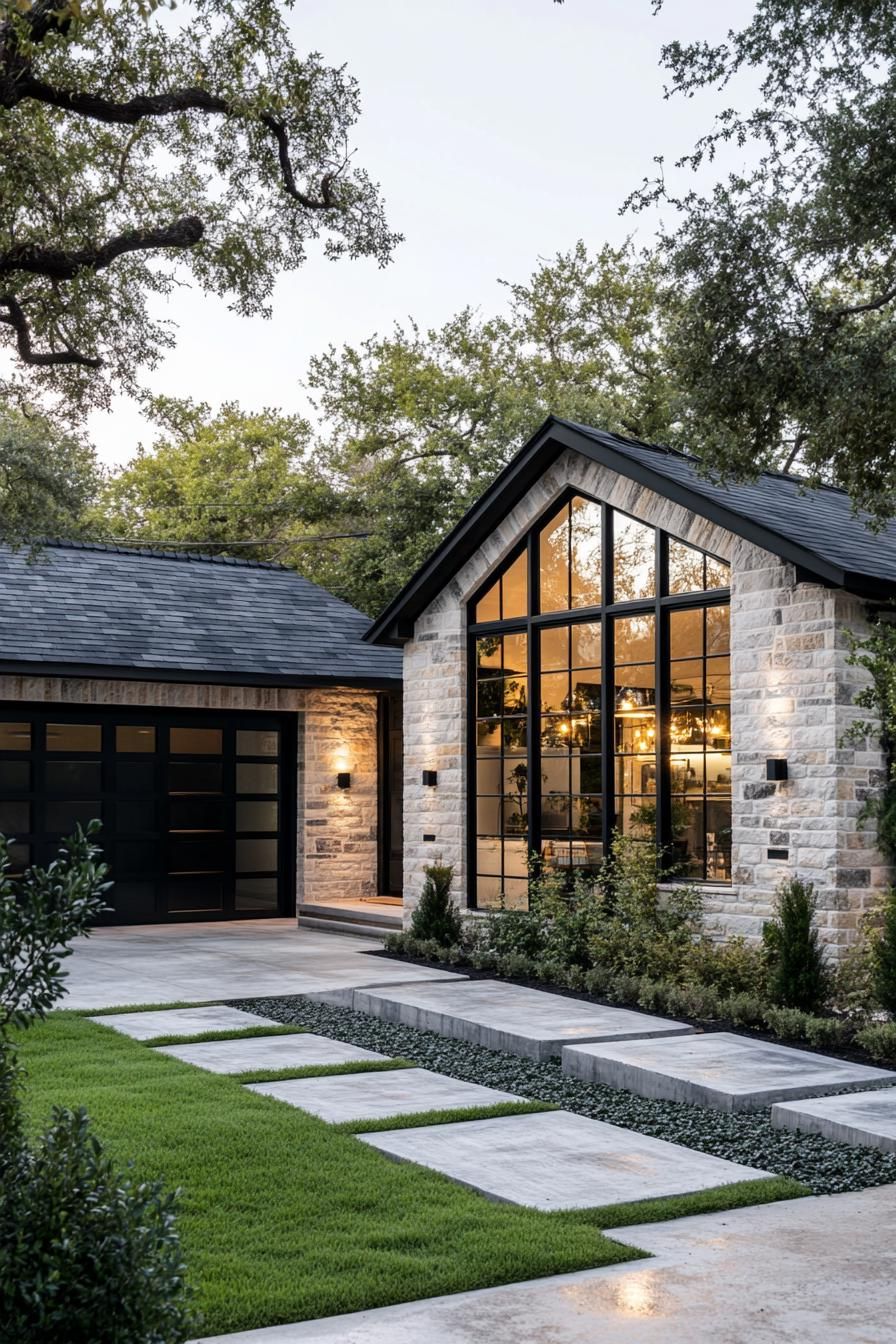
686;936;769;998
873;887;896;1016
763;1005;812;1042
763;879;828;1012
409;864;462;946
832;928;879;1019
720;992;767;1029
802;1014;854;1051
855;1021;896;1064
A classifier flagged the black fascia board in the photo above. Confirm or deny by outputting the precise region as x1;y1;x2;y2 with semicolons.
365;417;893;645
0;659;401;690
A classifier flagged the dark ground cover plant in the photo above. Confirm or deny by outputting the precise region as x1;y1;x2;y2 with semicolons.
0;823;194;1344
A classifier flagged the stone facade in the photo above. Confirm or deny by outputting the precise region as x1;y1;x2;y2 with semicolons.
0;674;381;913
400;449;890;957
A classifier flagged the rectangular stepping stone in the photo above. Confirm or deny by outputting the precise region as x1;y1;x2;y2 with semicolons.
772;1088;896;1153
359;1109;771;1210
562;1031;896;1112
337;979;692;1060
156;1032;389;1073
90;1004;273;1041
246;1067;521;1123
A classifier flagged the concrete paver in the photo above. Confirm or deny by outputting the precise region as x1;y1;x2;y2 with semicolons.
562;1030;896;1111
326;979;692;1060
91;1004;274;1041
156;1032;390;1073
772;1087;896;1152
246;1067;520;1123
359;1108;770;1209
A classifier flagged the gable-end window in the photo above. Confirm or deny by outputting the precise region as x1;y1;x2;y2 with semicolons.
468;493;731;908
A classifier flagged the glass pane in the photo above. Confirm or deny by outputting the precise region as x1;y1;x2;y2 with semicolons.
541;793;571;834
615;613;655;665
235;877;279;911
615;708;656;754
572;622;601;669
706;656;731;704
166;876;223;912
613;513;655;601
576;754;602;793
670;710;708;750
501;877;529;910
503;840;529;878
476;677;502;717
0;761;29;790
47;723;101;752
236;838;278;872
539;503;570;613
705;554;730;590
236;763;278;794
476;719;501;754
116;725;156;753
669;608;703;660
474;578;500;623
0;722;30;750
501;720;527;755
476;796;503;835
476;756;503;792
706;798;733;880
502;791;527;835
541;715;573;752
117;840;158;872
676;798;705;879
540;671;569;713
570;712;601;751
170;727;222;755
570;496;602;608
476;635;502;672
615;753;657;794
503;632;527;677
543;754;571;795
476;839;503;874
572;795;602;838
571;672;600;711
6;842;29;872
617;794;655;839
476;874;503;908
45;800;101;833
706;605;730;656
169;835;225;872
117;799;158;832
503;674;527;714
0;801;29;833
116;760;155;794
169;761;223;794
236;729;279;757
540;625;569;671
169;795;225;830
705;707;731;749
670;659;704;705
110;882;156;919
668;539;705;594
502;550;528;619
706;752;732;793
46;761;102;793
236;800;278;831
671;754;705;791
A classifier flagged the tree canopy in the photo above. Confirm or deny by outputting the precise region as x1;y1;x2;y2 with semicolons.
634;0;896;520
0;0;399;416
0;404;100;542
93;242;678;614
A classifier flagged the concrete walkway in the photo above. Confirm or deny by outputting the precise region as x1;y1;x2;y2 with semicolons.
192;1184;896;1342
61;920;465;1010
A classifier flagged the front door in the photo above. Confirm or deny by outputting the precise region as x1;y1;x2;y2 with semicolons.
378;692;404;896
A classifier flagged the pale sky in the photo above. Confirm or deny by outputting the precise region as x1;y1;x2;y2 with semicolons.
87;0;756;469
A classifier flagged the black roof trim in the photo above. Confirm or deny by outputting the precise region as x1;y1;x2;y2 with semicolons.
365;416;895;645
37;538;291;571
0;659;400;691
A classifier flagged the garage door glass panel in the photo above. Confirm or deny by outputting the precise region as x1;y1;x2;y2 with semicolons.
236;838;278;873
0;801;29;833
45;800;102;834
235;877;278;911
236;730;279;756
236;800;278;831
236;763;278;793
47;723;101;751
170;727;222;754
116;726;156;752
116;760;155;793
0;761;29;790
168;761;223;794
169;795;225;831
46;761;102;793
0;723;30;750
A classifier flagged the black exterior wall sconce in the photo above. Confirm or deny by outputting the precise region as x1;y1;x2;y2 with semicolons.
337;772;352;790
766;758;788;782
422;770;438;787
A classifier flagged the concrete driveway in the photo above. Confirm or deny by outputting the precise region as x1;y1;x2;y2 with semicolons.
61;919;463;1010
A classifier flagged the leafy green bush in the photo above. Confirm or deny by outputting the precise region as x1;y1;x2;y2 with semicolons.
873;887;896;1016
762;879;828;1012
685;936;769;998
0;1107;189;1344
0;824;193;1343
762;1005;812;1041
832;927;878;1019
409;863;462;946
719;991;767;1029
855;1021;896;1064
802;1015;854;1051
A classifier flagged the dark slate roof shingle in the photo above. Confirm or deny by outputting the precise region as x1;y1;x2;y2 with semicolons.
0;542;400;685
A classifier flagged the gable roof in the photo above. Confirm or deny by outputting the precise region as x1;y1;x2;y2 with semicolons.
0;541;401;687
366;416;896;645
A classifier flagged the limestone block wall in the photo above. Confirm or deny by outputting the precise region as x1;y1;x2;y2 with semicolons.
400;448;891;956
0;674;382;915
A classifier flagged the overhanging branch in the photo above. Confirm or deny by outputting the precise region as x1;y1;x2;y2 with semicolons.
0;217;204;282
0;293;101;368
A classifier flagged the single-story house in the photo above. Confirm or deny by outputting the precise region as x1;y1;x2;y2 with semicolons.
1;416;893;955
367;417;896;958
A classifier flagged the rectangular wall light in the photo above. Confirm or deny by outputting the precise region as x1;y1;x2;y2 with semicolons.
422;770;438;787
337;771;351;789
766;758;788;781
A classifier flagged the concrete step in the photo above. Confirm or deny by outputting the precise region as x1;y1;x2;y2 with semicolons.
297;902;402;940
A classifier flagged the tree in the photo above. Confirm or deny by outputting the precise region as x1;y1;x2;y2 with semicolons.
633;1;896;520
0;0;399;415
0;403;100;542
91;397;338;559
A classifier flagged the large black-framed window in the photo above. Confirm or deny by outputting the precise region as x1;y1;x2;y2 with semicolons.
468;490;731;909
0;705;295;924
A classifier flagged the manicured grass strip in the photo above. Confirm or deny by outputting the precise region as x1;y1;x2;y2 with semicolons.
142;1025;309;1047
339;1098;555;1134
17;1014;640;1337
563;1175;809;1232
233;1058;415;1084
82;1000;220;1016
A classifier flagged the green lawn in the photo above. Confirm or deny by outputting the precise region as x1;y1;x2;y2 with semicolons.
16;1013;805;1337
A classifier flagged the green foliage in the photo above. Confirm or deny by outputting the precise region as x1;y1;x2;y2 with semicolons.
855;1021;896;1065
685;936;769;999
0;1;398;412
631;2;896;519
0;404;100;544
0;1105;191;1344
844;619;896;866
409;864;462;946
873;887;896;1016
762;879;828;1012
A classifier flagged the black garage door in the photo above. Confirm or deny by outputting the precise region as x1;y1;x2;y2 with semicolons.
0;707;294;924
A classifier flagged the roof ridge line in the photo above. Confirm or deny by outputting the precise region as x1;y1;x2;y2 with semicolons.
30;538;291;571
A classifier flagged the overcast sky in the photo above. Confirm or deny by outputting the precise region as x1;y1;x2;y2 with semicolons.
87;0;756;469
